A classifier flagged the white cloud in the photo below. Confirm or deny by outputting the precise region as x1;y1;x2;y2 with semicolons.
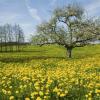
85;0;100;17
25;0;41;23
0;12;20;24
27;6;41;22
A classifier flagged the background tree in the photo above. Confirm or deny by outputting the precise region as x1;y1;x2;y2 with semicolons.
0;24;24;52
32;4;100;58
13;24;24;51
0;26;4;52
4;24;13;52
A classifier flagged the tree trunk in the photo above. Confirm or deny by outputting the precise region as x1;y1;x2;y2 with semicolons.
67;47;72;58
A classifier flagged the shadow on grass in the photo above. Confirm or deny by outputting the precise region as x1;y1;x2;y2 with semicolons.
0;56;65;63
0;49;100;63
0;50;48;53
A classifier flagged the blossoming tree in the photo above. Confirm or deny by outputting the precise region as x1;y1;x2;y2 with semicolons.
32;4;100;58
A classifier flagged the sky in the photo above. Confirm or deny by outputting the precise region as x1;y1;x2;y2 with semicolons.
0;0;100;41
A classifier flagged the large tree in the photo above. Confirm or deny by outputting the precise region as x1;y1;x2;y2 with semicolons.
32;4;100;58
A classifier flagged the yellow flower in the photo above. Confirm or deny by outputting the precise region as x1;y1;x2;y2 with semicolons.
65;90;68;94
85;94;88;98
60;93;65;97
22;76;30;81
97;93;99;96
47;79;52;83
57;92;60;96
44;96;47;99
34;82;39;86
2;89;7;94
46;84;49;88
35;86;40;90
96;83;100;87
25;97;30;100
88;93;91;96
36;97;42;100
19;85;23;89
39;91;44;96
31;92;38;96
9;96;14;100
24;85;27;88
8;90;11;95
88;97;92;100
53;87;59;92
15;90;19;94
95;89;100;93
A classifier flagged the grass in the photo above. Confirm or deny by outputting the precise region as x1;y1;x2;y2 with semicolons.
0;44;100;63
0;44;100;100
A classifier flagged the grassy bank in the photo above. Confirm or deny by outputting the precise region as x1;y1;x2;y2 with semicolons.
0;44;100;100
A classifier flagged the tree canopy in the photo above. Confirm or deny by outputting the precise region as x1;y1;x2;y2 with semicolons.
32;4;100;58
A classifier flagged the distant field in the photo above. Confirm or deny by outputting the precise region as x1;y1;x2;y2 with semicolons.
0;44;100;100
0;44;100;63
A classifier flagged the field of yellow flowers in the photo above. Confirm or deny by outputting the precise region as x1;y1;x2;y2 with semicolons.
0;45;100;100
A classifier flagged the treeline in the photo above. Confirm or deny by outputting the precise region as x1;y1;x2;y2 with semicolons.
0;24;25;52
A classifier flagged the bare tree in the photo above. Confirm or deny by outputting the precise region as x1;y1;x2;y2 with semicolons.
0;26;3;52
32;4;100;58
4;24;13;51
13;24;24;51
0;24;24;52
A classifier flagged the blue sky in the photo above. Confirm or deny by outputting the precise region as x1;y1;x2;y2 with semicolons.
0;0;100;41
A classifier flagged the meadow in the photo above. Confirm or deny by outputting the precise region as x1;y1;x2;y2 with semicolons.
0;45;100;100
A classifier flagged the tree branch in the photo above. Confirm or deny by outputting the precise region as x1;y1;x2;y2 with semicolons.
74;33;100;43
36;42;58;46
